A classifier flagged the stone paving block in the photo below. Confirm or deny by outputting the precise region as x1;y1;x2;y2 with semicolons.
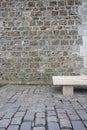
58;114;68;119
35;117;45;126
7;125;19;130
14;111;25;117
0;119;11;128
47;111;56;116
61;129;71;130
72;121;86;130
84;121;87;127
0;128;6;130
48;122;60;130
36;113;45;118
77;110;87;114
46;106;54;111
47;116;58;122
66;109;76;115
18;107;27;112
20;122;31;130
79;114;87;120
7;108;19;114
0;112;5;119
68;114;80;121
56;109;66;114
3;112;15;119
24;111;34;121
33;127;45;130
11;117;22;125
59;119;72;129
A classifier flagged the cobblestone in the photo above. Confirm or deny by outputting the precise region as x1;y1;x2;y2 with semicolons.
7;125;19;130
59;119;72;129
0;119;11;128
72;121;86;130
20;122;31;130
11;117;22;125
35;117;45;127
48;122;60;130
0;85;87;130
33;127;45;130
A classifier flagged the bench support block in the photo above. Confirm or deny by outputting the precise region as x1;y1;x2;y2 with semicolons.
63;86;73;95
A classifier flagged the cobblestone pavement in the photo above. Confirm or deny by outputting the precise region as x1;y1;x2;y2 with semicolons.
0;85;87;130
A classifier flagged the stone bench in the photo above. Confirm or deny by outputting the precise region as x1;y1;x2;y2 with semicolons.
52;76;87;95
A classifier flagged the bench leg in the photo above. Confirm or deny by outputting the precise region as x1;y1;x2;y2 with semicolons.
63;86;73;95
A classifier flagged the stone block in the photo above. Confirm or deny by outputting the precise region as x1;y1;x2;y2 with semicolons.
63;86;73;96
75;0;82;5
60;10;67;16
67;0;74;5
50;1;57;6
72;121;86;130
28;2;35;7
48;122;60;130
37;2;43;7
60;119;72;129
7;125;19;130
20;122;31;130
11;117;22;125
58;1;65;6
0;119;11;128
33;127;45;130
35;117;45;126
52;11;58;16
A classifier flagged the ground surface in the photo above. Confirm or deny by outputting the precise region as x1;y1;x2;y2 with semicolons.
0;85;87;130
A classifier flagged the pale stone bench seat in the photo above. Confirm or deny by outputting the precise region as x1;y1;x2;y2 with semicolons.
52;76;87;95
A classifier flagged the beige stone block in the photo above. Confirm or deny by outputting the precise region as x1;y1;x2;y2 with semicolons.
63;86;73;96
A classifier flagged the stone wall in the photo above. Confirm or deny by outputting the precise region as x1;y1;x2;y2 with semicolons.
0;0;83;83
79;0;87;75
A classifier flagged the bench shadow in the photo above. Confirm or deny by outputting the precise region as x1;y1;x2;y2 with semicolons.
75;85;87;94
51;85;62;94
51;85;87;94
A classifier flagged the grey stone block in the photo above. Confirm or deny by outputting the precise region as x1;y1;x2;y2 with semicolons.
24;111;34;121
20;122;31;130
33;127;45;130
7;125;19;130
47;116;57;122
11;117;22;125
72;121;86;130
35;118;45;126
0;119;11;128
60;119;72;129
48;122;60;130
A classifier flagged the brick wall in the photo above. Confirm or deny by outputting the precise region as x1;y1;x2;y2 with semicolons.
0;0;83;83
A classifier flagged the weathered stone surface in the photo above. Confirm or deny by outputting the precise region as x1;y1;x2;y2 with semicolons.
33;127;45;130
60;119;72;129
0;119;11;128
7;125;19;130
47;116;57;122
11;117;22;125
35;117;45;126
67;0;74;5
48;122;60;130
24;111;34;121
0;85;87;129
72;121;86;130
20;122;31;130
0;0;84;82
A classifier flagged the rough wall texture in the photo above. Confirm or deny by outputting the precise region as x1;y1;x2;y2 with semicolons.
80;0;87;75
0;0;84;83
